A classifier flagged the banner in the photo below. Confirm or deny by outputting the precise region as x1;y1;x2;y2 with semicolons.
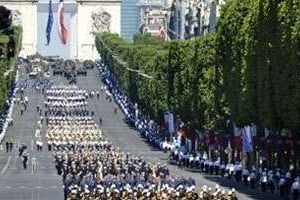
57;0;68;45
45;0;53;45
164;111;175;135
168;112;175;134
242;125;253;153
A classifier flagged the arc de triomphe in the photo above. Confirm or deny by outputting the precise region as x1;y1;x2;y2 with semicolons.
0;0;121;59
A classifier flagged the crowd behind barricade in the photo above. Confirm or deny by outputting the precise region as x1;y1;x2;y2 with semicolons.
95;61;172;151
46;85;237;200
0;68;19;143
0;79;16;143
169;148;300;199
95;60;300;199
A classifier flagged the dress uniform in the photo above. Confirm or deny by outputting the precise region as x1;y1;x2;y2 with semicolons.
291;178;300;200
260;172;268;192
46;84;236;200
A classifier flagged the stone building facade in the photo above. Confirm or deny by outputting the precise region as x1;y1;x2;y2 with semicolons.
0;0;121;59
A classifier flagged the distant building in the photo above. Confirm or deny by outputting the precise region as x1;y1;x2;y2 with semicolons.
168;0;226;40
137;0;168;38
121;0;139;40
0;0;122;59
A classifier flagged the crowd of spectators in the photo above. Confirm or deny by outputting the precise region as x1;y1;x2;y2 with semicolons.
96;61;172;151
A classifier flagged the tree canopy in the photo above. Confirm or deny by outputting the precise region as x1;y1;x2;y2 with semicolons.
0;6;22;116
95;0;300;133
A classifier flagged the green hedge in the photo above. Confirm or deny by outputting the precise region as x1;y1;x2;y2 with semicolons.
96;33;223;133
0;25;22;115
96;0;300;132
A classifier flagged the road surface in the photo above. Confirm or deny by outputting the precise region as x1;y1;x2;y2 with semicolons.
0;66;278;200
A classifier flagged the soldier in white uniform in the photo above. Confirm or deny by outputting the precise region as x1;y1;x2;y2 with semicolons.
188;154;194;168
279;176;286;197
260;172;268;192
291;177;300;200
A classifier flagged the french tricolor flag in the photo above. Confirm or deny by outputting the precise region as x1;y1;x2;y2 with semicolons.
57;0;68;45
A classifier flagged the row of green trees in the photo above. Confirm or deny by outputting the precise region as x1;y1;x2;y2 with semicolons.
0;6;23;115
216;0;300;131
96;33;226;131
96;0;300;133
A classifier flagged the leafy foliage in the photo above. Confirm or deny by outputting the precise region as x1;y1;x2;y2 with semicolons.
95;33;221;131
0;20;22;115
96;0;300;132
216;0;300;131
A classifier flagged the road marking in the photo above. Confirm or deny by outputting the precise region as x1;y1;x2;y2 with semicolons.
34;186;42;189
20;185;27;189
1;156;12;175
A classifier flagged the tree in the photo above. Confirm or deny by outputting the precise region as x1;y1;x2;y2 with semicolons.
0;6;11;31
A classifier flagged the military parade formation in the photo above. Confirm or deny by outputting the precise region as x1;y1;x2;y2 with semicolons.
44;85;237;199
2;58;298;200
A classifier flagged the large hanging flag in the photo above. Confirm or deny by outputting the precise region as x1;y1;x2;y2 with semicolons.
45;0;53;45
57;0;68;45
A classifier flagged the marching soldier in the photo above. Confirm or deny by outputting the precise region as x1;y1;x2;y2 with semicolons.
6;141;9;153
22;150;29;169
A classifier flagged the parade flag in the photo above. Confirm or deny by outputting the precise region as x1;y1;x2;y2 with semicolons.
45;0;53;45
242;125;253;152
164;111;169;129
168;112;175;134
227;139;232;150
57;0;68;45
164;111;175;135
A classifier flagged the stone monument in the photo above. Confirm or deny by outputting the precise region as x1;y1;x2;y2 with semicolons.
91;9;111;34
